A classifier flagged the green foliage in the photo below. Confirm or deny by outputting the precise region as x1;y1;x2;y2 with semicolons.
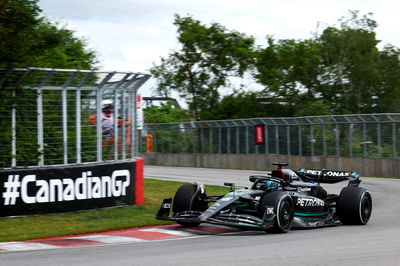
150;14;255;120
204;91;294;120
0;0;98;69
317;11;382;113
152;11;400;120
0;0;99;167
144;102;191;123
25;20;98;69
0;0;41;68
253;10;400;116
255;38;322;106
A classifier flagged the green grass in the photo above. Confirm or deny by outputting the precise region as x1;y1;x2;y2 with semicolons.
0;179;228;242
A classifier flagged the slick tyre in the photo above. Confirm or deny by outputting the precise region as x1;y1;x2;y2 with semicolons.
337;187;372;225
259;191;294;233
172;184;205;227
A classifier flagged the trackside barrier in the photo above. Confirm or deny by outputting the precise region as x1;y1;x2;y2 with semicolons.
0;159;144;218
140;153;400;178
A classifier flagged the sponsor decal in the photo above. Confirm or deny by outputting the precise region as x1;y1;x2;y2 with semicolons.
296;197;325;207
305;170;351;178
254;125;266;144
162;203;171;208
2;170;130;205
297;187;312;192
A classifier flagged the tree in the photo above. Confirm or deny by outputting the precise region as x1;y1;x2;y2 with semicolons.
0;0;41;68
255;37;323;116
0;0;97;69
317;11;382;113
144;102;191;124
254;10;400;115
0;0;99;167
150;15;255;120
204;91;293;120
375;45;400;112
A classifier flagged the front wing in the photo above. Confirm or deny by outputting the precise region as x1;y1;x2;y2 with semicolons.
156;198;275;229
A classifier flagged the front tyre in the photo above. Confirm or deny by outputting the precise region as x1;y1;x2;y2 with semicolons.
259;191;294;233
172;184;206;227
337;187;372;225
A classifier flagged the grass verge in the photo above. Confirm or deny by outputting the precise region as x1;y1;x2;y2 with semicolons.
0;179;228;242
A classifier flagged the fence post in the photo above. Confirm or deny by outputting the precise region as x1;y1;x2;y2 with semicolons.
218;127;222;154
310;125;315;157
287;125;291;156
393;122;397;157
11;88;16;167
113;89;119;160
96;87;103;161
37;88;44;166
349;124;353;157
62;88;68;164
227;127;231;154
335;124;340;156
131;88;137;158
275;125;279;155
377;121;382;157
245;126;249;154
236;127;240;154
322;125;327;156
298;125;302;156
121;89;127;159
209;128;213;153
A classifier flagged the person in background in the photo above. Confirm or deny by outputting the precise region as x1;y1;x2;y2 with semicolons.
88;100;121;159
101;100;115;140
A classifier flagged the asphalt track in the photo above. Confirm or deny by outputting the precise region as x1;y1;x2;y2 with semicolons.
1;166;400;266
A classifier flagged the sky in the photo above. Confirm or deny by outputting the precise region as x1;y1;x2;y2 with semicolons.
38;0;399;97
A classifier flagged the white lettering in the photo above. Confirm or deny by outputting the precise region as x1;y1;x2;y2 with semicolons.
296;197;325;207
36;180;49;203
49;179;63;202
3;170;131;205
63;178;75;201
21;175;36;204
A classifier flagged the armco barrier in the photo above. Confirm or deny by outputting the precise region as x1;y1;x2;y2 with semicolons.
0;159;144;217
140;153;400;178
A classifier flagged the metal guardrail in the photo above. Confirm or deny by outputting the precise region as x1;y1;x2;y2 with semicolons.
0;68;150;168
142;114;400;158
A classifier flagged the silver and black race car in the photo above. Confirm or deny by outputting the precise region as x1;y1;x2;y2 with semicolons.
156;163;372;233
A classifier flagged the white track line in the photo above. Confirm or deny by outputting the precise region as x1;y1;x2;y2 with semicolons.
70;235;147;244
139;227;195;237
0;242;60;252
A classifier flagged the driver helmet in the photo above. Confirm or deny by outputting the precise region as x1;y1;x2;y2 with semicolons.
265;180;280;190
102;100;114;113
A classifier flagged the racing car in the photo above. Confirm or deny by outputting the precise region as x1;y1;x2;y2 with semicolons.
156;163;372;233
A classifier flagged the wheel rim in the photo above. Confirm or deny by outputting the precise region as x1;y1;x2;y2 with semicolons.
279;200;294;230
360;193;372;223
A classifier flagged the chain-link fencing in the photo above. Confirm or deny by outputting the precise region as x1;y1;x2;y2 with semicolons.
0;68;150;168
142;114;400;158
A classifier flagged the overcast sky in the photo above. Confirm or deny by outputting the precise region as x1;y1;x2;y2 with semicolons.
38;0;399;96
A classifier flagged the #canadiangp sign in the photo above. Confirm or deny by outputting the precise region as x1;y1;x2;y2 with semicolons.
0;160;140;217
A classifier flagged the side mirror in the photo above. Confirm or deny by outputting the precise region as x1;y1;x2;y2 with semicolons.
224;182;235;191
249;176;257;183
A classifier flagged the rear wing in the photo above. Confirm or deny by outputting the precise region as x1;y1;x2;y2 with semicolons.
297;168;360;185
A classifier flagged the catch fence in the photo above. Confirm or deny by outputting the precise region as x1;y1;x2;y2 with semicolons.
142;114;400;158
0;68;150;168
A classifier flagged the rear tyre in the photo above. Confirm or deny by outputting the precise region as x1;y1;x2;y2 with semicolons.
259;191;294;233
172;184;206;227
337;187;372;225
